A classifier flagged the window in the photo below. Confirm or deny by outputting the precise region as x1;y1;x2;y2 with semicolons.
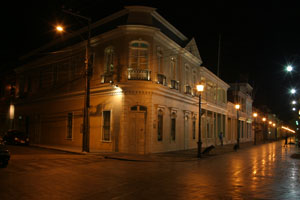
129;41;149;69
104;47;114;73
157;46;163;74
103;111;111;141
67;113;73;139
170;57;176;80
185;65;190;86
171;118;176;141
192;121;196;139
158;110;163;141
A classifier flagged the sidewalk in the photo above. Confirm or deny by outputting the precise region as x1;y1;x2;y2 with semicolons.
31;141;263;162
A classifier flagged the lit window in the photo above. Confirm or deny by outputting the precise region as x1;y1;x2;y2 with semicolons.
129;41;149;69
104;47;114;73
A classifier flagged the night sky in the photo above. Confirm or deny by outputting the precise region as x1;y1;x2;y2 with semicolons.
1;0;300;122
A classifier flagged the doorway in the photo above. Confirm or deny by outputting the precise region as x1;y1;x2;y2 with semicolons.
129;106;147;154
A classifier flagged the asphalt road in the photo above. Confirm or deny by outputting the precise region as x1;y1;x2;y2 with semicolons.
0;141;299;199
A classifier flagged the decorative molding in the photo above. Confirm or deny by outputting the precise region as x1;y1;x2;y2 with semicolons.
169;107;178;118
183;110;191;120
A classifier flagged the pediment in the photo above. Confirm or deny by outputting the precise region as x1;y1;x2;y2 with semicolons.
184;38;202;60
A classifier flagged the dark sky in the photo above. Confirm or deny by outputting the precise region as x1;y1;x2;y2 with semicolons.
1;0;300;122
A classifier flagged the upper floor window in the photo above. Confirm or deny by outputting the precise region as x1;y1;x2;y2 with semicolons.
104;47;114;74
185;65;190;85
129;41;149;69
157;46;163;74
170;57;177;80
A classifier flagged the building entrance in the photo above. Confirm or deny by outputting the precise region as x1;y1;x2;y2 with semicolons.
129;106;147;154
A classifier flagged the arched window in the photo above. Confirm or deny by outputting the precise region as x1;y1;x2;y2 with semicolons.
104;47;114;73
129;41;149;69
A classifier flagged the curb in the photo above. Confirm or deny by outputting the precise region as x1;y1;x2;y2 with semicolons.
29;144;86;155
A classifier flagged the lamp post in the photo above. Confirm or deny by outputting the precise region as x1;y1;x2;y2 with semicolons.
262;117;266;143
196;84;204;158
57;10;92;153
253;112;258;145
235;104;240;148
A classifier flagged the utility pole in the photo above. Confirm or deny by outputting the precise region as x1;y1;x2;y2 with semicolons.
63;9;92;152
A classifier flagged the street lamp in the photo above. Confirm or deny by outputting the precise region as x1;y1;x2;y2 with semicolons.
262;117;267;142
235;104;240;148
290;88;296;94
56;25;64;32
196;83;204;158
57;10;92;153
253;112;258;145
286;65;293;72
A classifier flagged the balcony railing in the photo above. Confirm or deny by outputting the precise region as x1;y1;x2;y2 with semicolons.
157;74;166;86
128;68;151;80
170;80;179;90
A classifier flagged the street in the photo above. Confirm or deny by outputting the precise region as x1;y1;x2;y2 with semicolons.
0;141;299;200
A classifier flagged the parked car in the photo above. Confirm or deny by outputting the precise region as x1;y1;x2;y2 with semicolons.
0;143;10;167
3;130;29;145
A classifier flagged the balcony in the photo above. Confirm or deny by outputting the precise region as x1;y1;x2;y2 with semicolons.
128;68;151;81
170;80;179;90
157;74;166;86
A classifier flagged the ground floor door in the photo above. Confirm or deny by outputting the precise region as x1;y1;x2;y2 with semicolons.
129;110;146;154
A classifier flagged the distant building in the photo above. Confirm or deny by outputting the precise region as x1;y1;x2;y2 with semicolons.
10;6;249;153
0;69;16;136
227;83;253;143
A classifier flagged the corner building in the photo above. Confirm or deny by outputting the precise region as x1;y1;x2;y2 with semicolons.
14;6;244;154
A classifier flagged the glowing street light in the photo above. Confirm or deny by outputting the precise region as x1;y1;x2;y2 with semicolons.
290;88;296;94
292;100;297;105
56;25;64;32
235;104;240;149
262;117;267;142
253;112;258;145
286;65;293;72
196;83;204;158
253;112;258;118
293;107;296;111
